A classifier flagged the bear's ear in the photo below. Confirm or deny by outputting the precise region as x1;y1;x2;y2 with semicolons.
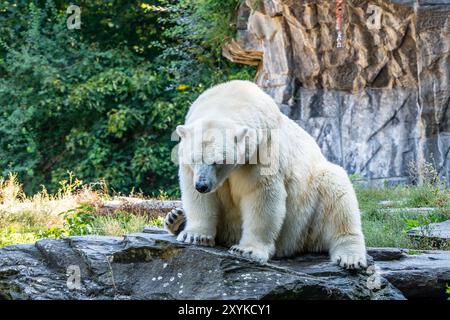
176;125;188;139
235;127;249;142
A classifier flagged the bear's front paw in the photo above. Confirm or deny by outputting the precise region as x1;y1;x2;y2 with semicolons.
332;253;367;270
164;208;186;235
229;245;269;264
176;230;215;247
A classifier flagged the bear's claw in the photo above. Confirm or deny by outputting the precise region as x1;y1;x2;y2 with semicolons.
229;245;269;264
164;208;186;235
176;230;215;247
333;254;367;270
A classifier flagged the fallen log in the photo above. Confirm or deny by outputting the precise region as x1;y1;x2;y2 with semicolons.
101;197;182;219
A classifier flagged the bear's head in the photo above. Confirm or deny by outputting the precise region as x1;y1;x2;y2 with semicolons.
176;120;255;194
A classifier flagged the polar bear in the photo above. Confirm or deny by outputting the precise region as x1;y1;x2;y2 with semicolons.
171;80;367;269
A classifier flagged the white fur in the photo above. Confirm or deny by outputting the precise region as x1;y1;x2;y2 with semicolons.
176;80;367;269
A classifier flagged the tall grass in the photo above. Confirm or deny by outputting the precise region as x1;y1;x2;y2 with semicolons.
0;173;100;247
0;173;161;247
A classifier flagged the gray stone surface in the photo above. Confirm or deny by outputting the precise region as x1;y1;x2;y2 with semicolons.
1;229;449;300
224;0;450;185
372;247;450;299
378;200;408;207
379;207;439;214
408;220;450;241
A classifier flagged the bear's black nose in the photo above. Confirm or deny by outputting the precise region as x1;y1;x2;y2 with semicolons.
195;182;209;193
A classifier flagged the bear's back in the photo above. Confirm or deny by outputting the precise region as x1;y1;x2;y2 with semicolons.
186;80;281;129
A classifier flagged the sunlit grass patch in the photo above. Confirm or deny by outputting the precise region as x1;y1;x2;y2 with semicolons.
0;173;162;248
90;213;164;236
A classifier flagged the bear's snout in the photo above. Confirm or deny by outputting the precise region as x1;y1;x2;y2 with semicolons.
195;181;210;193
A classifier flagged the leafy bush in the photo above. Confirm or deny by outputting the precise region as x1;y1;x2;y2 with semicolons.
0;0;255;197
62;204;96;235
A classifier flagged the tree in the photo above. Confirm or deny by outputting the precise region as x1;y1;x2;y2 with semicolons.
0;0;254;196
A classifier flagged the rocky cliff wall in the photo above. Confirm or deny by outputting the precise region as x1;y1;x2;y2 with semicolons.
224;0;450;185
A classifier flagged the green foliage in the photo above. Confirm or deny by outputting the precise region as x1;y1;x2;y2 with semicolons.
62;204;96;235
0;0;255;197
404;218;421;230
57;171;83;196
37;226;69;239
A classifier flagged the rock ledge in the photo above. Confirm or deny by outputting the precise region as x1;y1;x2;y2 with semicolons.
0;229;449;300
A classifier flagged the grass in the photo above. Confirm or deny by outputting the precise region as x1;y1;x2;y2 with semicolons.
0;173;163;248
0;172;449;250
356;184;450;249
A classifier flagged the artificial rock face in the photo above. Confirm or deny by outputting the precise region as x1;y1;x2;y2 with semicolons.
223;0;450;185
